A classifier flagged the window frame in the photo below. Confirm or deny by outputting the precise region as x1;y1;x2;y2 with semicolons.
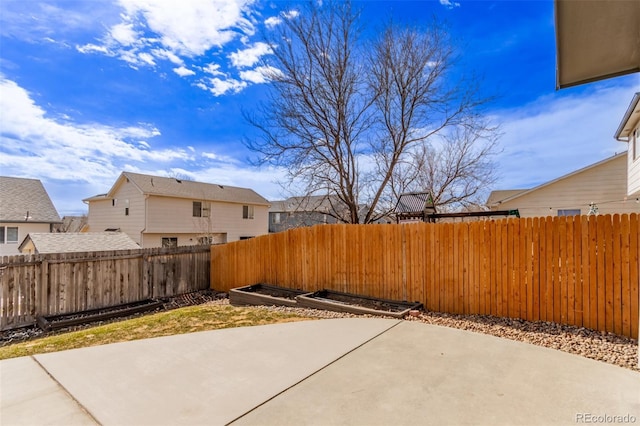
242;205;254;219
193;201;210;218
557;209;581;217
0;226;19;244
161;237;178;248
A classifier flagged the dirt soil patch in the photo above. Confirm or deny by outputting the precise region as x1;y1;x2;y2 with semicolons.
229;284;308;307
297;290;422;318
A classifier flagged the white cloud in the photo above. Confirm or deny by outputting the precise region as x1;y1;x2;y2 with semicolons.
151;48;184;65
138;52;156;66
202;63;224;76
264;16;282;28
0;78;189;182
492;83;635;190
110;22;138;45
440;0;461;8
72;0;268;93
199;77;247;96
282;10;299;19
202;151;240;163
229;42;273;68
115;0;256;57
173;66;196;77
239;65;281;84
77;43;110;54
0;77;289;213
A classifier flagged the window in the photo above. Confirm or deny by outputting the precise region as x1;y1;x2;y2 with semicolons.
558;209;580;216
125;207;129;216
161;237;178;248
112;198;117;207
271;212;281;224
193;201;210;217
634;129;639;161
0;227;18;244
197;236;213;245
242;205;254;219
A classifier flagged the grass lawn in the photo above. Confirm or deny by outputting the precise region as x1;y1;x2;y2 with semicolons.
0;304;315;360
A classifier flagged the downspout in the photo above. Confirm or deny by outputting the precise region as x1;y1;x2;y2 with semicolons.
140;194;149;247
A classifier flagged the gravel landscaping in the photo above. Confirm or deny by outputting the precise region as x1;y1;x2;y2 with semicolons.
2;290;637;372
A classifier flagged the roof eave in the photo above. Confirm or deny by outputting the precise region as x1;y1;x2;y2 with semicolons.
614;92;640;140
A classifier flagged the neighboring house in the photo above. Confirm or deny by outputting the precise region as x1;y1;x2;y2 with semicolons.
83;172;269;248
487;153;639;218
19;232;139;254
269;196;343;233
0;176;61;256
53;215;89;233
614;92;640;198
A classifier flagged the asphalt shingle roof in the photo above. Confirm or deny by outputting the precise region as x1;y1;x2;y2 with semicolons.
0;176;61;223
20;232;140;254
87;172;270;206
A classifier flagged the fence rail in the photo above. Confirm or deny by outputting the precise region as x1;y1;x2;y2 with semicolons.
211;214;639;339
1;245;210;331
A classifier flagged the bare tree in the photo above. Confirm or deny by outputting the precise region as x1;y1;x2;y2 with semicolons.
246;1;499;223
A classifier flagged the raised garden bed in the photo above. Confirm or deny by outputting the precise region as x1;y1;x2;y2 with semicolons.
296;290;422;318
36;299;163;332
229;284;310;308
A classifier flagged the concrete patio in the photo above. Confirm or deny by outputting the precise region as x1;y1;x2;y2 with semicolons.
1;318;638;425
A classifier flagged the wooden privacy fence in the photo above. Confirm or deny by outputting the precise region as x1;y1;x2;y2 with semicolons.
0;245;210;331
211;214;639;339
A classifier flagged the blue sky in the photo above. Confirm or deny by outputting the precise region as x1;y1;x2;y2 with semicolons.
1;0;637;216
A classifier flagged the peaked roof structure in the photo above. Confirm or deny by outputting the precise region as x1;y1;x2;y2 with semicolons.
84;172;269;206
19;232;140;254
270;195;346;213
395;192;437;214
486;153;627;208
0;176;61;223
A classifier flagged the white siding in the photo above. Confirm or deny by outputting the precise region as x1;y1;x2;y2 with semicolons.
0;222;51;256
494;154;640;217
145;196;268;243
209;202;269;242
628;125;640;196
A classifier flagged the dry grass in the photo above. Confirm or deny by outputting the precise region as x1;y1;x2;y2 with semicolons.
0;303;315;360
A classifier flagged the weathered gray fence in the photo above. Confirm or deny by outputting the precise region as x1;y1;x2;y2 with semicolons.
0;245;211;331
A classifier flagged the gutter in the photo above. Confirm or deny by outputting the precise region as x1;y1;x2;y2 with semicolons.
614;92;640;141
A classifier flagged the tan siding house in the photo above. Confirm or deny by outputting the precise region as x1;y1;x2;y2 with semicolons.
84;172;269;248
487;153;639;217
0;177;61;256
615;92;640;197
